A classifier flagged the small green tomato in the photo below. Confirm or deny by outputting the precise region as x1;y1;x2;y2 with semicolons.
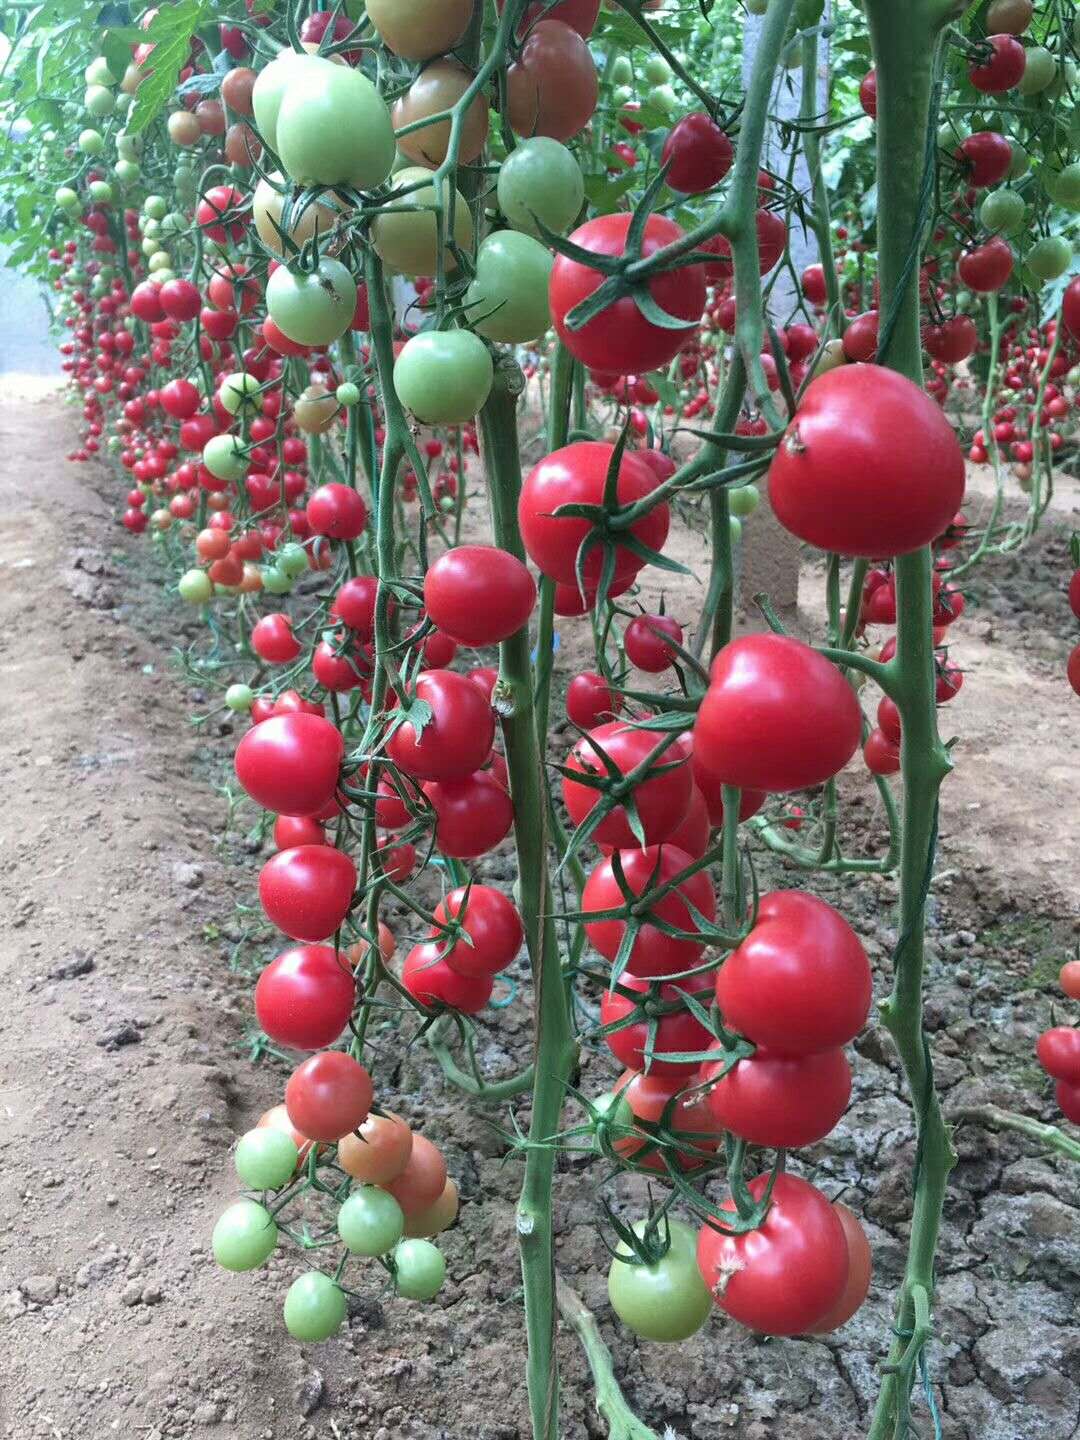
261;567;294;595
612;83;634;107
143;193;168;220
148;251;173;273
608;56;633;87
202;434;249;482
729;516;743;544
55;186;79;211
219;371;263;416
393;330;493;425
78;127;104;155
277;542;310;579
88;180;113;205
85;85;116;118
225;683;256;714
85;56;117;88
1027;234;1072;281
212;1200;278;1271
283;1272;347;1342
114;159;140;185
234;1126;298;1188
336;381;361;407
179;569;213;604
497;137;585;240
644;55;670;85
338;1187;405;1257
392;1239;446;1301
607;1218;712;1343
729;484;760;518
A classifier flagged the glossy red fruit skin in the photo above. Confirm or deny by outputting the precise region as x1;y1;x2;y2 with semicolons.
702;1045;851;1148
924;316;977;364
254;945;355;1049
549;213;706;375
859;68;877;117
715;891;872;1054
693;634;862;793
768;364;966;558
402;941;494;1014
259;845;357;942
582;844;716;979
385;670;495;781
969;33;1026;92
697;1173;849;1336
422;767;515;858
957;131;1012;187
958;237;1013;293
434;885;523;977
423;546;537;646
562;721;692;848
306;483;368;541
284;1051;373;1142
234;713;343;817
1063;277;1080;342
566;671;621;729
661;112;734;194
1036;1027;1080;1083
1056;1078;1080;1124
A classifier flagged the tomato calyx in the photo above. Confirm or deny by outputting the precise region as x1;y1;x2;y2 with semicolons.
601;1200;679;1269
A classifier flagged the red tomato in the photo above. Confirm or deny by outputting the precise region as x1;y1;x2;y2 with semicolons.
402;941;493;1014
259;844;357;941
423;546;537;646
505;19;598;141
624;614;683;672
273;814;328;849
583;844;716;979
700;209;787;280
423;768;515;858
611;1068;723;1172
497;0;600;36
661;112;733;194
690;748;765;828
767;365;966;557
332;575;383;637
693;635;861;793
433;884;523;977
662;782;711;858
284;1051;373;1142
957;131;1012;187
716;891;871;1054
958;237;1013;293
600;974;714;1076
809;1202;873;1333
234;713;342;816
566;671;622;729
923;315;977;364
696;1173;849;1335
864;727;901;776
518;442;669;587
307;483;367;541
252;612;301;664
969;33;1026;92
549;214;705;375
1062;961;1080;1001
858;68;877;118
701;1044;850;1147
1036;1027;1080;1082
385;670;495;780
1056;1079;1080;1124
563;721;692;848
841;310;879;363
254;945;355;1049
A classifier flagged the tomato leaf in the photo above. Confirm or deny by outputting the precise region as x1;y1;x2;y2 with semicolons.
126;0;210;136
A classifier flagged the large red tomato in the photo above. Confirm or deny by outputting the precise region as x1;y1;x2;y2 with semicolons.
433;884;523;976
697;1173;849;1335
518;442;669;587
692;635;861;792
600;974;714;1076
549;214;705;374
423;546;537;646
254;945;355;1049
582;844;716;979
422;767;514;857
563;721;692;848
284;1051;373;1142
234;713;343;816
809;1203;873;1333
700;1045;851;1147
767;365;966;557
259;845;357;941
385;669;495;780
402;941;494;1014
716;891;872;1054
611;1068;723;1173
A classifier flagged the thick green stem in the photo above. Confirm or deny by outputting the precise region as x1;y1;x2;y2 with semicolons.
800;28;844;335
691;351;747;661
479;361;578;1440
555;1274;659;1440
863;7;958;1437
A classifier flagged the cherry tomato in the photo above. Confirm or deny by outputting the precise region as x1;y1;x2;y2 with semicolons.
600;974;714;1076
284;1050;373;1142
386;669;495;781
338;1111;413;1186
234;713;343;816
583;844;716;979
423;545;537;646
403;940;494;1013
608;1218;712;1342
254;945;355;1050
563;721;692;848
433;885;524;977
701;1044;851;1147
1036;1027;1080;1082
259;844;357;941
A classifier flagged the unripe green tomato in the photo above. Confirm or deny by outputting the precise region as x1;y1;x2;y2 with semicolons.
644;54;670;84
1050;161;1080;209
1069;365;1080;386
1027;234;1072;280
979;188;1025;234
283;1272;346;1341
338;1187;405;1256
91;276;109;298
143;193;168;220
251;48;312;153
161;211;187;235
219;371;263;415
88;180;113;204
591;1090;634;1147
151;268;176;285
141;235;159;256
1048;58;1079;99
85;85;116;117
203;434;249;482
275;54;396;189
278;542;310;578
142;215;160;236
78;127;104;155
107;435;122;453
729;484;760;518
225;683;255;713
720;34;736;50
179;569;213;603
955;290;972;313
85;56;117;88
212;1200;278;1271
729;516;743;543
497;137;584;239
148;250;172;272
115;91;133;115
115;159;140;184
465;231;553;344
234;1126;297;1187
336;381;361;406
612;83;634;107
609;55;633;87
937;122;959;150
1006;142;1029;179
607;1219;712;1343
393;330;494;425
1018;45;1055;95
392;1239;445;1301
266;258;357;346
116;132;141;162
55;186;79;211
261;566;293;595
648;83;678;115
372;167;473;277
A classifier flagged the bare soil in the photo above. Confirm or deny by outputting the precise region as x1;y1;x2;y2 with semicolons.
1;382;1078;1440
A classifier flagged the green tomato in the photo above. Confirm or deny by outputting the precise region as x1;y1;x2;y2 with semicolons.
609;55;633;87
262;566;294;595
161;211;187;236
55;186;79;211
88;180;113;205
251;49;311;153
729;515;743;544
148;251;173;273
203;434;249;482
1027;234;1072;281
85;85;116;118
607;1219;711;1343
611;83;634;107
151;269;176;286
115;159;140;184
372;167;473;277
278;542;310;578
212;1200;278;1271
1006;142;1029;179
338;1186;405;1256
591;1090;634;1151
978;188;1025;235
141;235;159;257
276;54;395;189
115;91;133;116
1048;58;1079;100
497;138;584;240
143;193;168;220
336;381;361;406
283;1272;347;1341
235;1127;298;1187
1018;45;1055;95
1050;161;1080;209
392;1239;445;1301
85;56;117;88
219;371;263;416
394;330;493;425
644;55;670;84
116;132;142;162
225;683;256;715
465;231;553;343
729;484;760;518
648;84;678;115
78;127;104;155
267;258;358;347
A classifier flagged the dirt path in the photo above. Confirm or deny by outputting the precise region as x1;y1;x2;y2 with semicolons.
0;383;1078;1440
